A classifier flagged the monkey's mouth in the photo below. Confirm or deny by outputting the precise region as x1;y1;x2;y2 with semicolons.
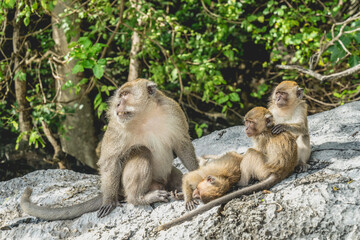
117;111;134;118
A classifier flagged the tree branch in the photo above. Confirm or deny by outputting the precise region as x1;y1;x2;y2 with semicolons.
276;63;360;82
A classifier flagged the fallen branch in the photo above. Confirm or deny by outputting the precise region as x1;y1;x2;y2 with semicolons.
276;64;360;82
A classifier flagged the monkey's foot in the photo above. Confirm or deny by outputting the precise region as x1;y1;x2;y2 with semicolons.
272;124;286;134
296;163;310;172
145;190;170;204
97;204;116;218
185;199;199;211
170;190;184;200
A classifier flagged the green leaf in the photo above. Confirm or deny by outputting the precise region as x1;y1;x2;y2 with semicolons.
258;16;265;23
171;68;178;81
93;64;104;79
217;95;229;104
349;55;359;67
82;59;95;68
72;63;84;74
98;58;107;65
229;92;240;102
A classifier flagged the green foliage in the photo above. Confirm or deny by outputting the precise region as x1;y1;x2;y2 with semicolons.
194;122;208;138
1;0;359;145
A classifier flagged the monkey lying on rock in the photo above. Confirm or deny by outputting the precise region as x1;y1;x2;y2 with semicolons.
181;152;243;211
21;78;199;220
156;107;298;231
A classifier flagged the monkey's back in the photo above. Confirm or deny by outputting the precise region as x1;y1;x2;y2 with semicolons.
203;152;243;184
265;131;298;179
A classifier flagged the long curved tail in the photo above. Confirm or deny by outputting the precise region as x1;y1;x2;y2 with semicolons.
155;174;278;231
20;187;103;220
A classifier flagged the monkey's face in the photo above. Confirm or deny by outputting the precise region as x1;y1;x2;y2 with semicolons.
245;107;274;137
273;81;303;108
112;79;157;123
193;176;229;203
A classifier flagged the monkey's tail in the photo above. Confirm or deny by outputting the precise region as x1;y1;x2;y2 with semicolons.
155;174;278;231
20;187;103;221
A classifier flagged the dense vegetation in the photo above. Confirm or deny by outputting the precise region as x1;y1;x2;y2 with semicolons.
0;0;359;178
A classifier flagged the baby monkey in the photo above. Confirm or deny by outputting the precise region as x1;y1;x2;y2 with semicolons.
182;152;243;210
156;107;298;231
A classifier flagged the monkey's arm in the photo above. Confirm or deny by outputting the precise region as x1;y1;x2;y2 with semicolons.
97;154;123;218
20;187;103;220
173;138;199;171
182;171;203;211
155;174;278;231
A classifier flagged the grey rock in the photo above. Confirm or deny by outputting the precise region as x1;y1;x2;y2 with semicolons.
1;101;360;240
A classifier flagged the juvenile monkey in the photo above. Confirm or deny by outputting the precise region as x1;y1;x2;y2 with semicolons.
268;81;311;172
156;107;297;231
21;78;199;220
182;152;243;211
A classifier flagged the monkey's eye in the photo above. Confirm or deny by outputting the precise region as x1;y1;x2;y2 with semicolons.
119;91;129;97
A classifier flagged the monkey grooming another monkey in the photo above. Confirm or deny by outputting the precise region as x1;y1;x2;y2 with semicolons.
156;107;297;231
268;80;311;172
21;78;199;220
182;152;243;211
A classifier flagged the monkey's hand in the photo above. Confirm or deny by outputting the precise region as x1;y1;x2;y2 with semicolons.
97;203;116;218
272;124;286;134
185;199;199;211
170;190;184;200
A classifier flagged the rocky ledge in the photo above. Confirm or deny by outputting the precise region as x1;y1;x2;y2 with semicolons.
1;101;359;239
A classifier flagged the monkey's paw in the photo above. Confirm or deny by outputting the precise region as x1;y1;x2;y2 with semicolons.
272;124;286;134
296;163;310;172
97;204;116;218
170;190;184;200
185;199;199;211
146;190;170;203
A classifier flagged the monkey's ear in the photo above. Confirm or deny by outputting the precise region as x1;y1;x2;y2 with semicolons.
147;82;157;95
296;87;304;99
206;175;216;184
265;113;274;128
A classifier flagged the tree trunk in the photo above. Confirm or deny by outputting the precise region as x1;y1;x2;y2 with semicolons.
12;6;32;142
52;0;98;169
127;0;143;82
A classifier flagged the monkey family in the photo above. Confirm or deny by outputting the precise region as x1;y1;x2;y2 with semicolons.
20;79;310;230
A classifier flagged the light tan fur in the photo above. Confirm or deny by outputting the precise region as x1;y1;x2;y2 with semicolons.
268;80;311;172
182;152;243;210
156;107;297;231
238;107;298;187
20;79;198;220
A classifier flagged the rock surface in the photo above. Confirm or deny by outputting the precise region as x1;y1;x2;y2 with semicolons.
1;101;360;239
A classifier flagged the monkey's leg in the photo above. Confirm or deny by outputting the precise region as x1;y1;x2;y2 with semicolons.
296;135;311;172
122;156;169;205
238;149;269;187
174;139;199;171
166;166;183;192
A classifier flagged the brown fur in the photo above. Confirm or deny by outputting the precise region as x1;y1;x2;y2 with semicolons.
182;152;243;210
20;79;198;220
268;80;311;172
156;107;297;231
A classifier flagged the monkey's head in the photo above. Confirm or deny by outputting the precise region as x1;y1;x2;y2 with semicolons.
272;81;304;108
244;107;274;137
108;78;158;123
193;175;230;203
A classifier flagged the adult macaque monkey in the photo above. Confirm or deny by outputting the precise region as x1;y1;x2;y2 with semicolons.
182;152;243;210
269;80;311;172
156;107;297;231
21;78;199;220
